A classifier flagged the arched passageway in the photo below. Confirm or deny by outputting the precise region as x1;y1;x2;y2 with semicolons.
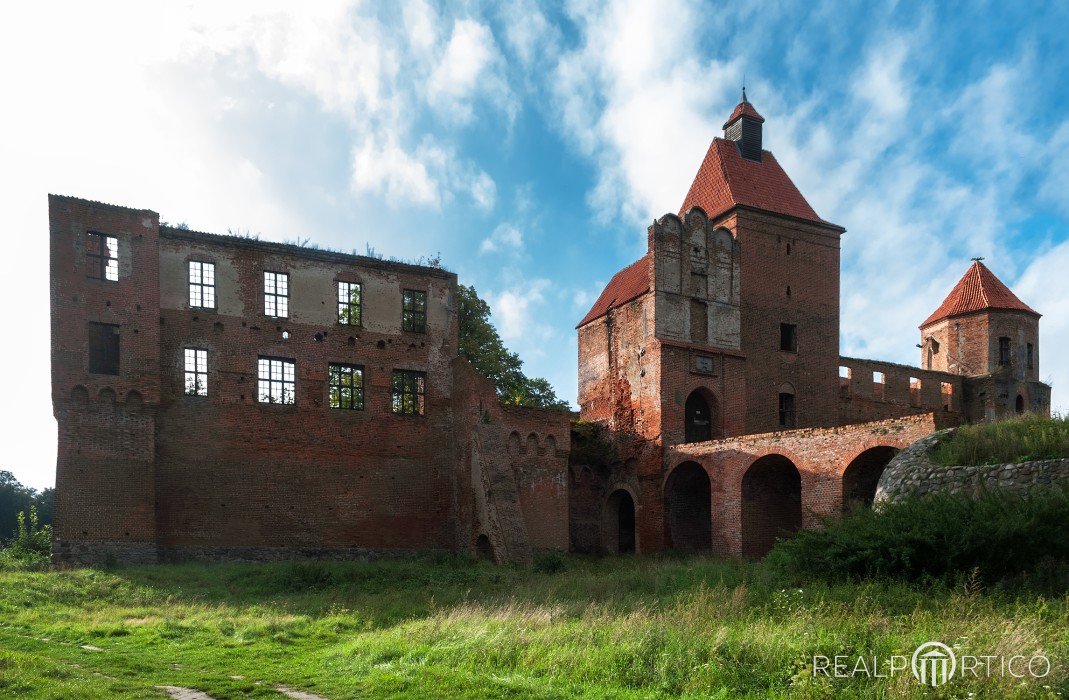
1016;394;1025;414
741;454;801;558
684;390;715;443
842;446;899;511
602;489;636;553
664;462;712;552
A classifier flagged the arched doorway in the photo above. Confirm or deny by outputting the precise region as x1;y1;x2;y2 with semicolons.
1016;394;1025;414
664;462;712;552
842;446;899;511
741;454;802;558
602;489;636;553
685;390;714;443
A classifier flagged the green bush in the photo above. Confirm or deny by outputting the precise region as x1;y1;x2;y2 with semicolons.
767;488;1069;592
934;413;1069;466
0;505;52;570
533;549;568;574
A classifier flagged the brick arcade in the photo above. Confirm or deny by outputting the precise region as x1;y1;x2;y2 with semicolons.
49;91;1051;564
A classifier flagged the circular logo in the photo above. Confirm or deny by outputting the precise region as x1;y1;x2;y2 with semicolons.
911;641;957;686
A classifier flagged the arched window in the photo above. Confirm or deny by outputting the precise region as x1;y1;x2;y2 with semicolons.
684;390;712;443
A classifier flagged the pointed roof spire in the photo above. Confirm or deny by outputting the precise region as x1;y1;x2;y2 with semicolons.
920;260;1039;328
723;90;764;130
741;81;748;103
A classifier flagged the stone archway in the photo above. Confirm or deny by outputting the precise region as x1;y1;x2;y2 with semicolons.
602;489;636;554
664;462;712;552
741;454;801;558
842;446;899;511
1016;394;1025;414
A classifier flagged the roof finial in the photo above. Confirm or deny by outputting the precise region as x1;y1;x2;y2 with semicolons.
741;76;747;103
971;256;985;262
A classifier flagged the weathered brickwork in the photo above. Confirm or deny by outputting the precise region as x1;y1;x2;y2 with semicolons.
50;195;569;565
571;93;1051;558
52;92;1053;565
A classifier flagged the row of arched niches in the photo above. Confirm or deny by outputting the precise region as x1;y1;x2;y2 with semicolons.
507;431;559;457
69;385;143;407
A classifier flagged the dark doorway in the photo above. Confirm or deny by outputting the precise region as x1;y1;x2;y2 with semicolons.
842;446;899;511
1016;394;1025;414
741;454;802;558
475;534;494;561
685;390;713;443
664;462;712;552
602;490;636;553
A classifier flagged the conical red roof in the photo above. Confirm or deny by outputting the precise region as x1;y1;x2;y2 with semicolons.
723;100;765;129
920;260;1039;328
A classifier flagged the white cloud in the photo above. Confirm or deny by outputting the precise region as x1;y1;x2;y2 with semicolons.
428;19;512;123
480;224;525;255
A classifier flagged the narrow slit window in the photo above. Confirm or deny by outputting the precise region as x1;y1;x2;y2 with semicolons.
264;271;289;318
258;356;295;404
779;323;797;352
189;261;216;309
337;281;362;325
87;232;118;281
778;392;796;428
328;363;364;410
184;348;208;396
391;369;426;415
402;289;427;333
87;322;120;375
1027;343;1034;370
941;382;954;410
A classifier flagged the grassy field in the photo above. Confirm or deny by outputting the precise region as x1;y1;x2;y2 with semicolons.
0;555;1066;699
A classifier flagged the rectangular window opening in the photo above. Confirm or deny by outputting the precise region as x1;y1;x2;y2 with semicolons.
328;363;365;410
391;369;426;415
941;381;954;410
87;232;118;281
184;348;208;396
998;336;1011;366
909;377;921;406
258;356;295;404
188;261;216;309
778;392;796;428
264;271;289;318
88;322;120;375
402;289;427;333
779;323;797;352
337;281;362;326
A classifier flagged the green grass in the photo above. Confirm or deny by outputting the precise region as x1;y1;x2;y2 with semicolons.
0;556;1066;698
934;414;1069;466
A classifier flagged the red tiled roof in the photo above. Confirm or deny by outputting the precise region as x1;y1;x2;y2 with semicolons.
920;260;1039;328
577;255;650;328
723;101;764;129
679;138;829;225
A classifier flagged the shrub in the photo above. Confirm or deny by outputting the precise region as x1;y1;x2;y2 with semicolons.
767;488;1069;592
533;550;568;574
933;413;1069;466
0;505;52;570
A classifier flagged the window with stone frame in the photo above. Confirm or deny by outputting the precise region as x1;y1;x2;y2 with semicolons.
778;392;796;428
264;271;289;318
402;289;427;333
188;261;216;309
258;356;295;404
328;363;364;410
391;369;426;415
184;348;208;396
337;281;362;326
998;336;1011;366
87;232;118;281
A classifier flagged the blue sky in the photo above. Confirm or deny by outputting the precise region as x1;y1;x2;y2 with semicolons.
3;1;1069;490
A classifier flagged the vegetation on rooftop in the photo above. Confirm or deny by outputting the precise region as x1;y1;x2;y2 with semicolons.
933;414;1069;467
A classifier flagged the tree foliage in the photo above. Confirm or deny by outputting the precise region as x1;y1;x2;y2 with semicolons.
457;284;569;410
0;471;52;542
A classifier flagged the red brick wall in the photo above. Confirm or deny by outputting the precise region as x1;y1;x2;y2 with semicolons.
726;209;843;435
50;196;162;560
837;356;965;425
663;414;939;556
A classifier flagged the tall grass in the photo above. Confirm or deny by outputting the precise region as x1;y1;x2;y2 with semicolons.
767;487;1069;592
934;413;1069;466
